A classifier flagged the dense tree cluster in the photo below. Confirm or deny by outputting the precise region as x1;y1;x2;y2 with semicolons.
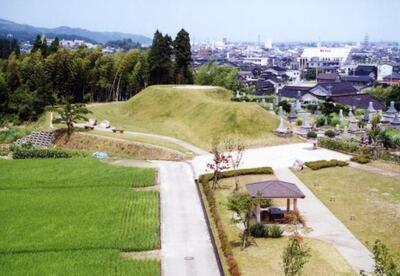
0;37;20;59
0;46;149;124
194;61;240;91
369;85;400;110
104;39;141;51
0;29;194;125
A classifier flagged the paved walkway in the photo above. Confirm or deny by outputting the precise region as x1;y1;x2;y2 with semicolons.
191;143;351;177
152;161;220;276
274;168;374;273
349;161;400;180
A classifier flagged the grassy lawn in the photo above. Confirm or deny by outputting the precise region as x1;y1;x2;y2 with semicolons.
0;158;155;189
0;250;160;275
88;85;300;150
0;158;160;275
206;175;354;275
369;160;400;174
294;166;400;263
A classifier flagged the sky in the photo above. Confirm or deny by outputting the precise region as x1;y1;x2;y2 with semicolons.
1;0;399;42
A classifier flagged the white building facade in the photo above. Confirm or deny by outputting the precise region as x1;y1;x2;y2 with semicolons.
298;47;353;70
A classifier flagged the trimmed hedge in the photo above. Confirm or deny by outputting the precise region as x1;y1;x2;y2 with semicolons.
350;155;370;164
324;130;336;138
307;131;317;139
319;138;358;153
11;147;86;159
198;166;273;276
304;159;348;170
199;167;274;183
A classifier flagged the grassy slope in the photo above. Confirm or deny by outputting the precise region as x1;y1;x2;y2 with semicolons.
294;166;400;263
0;158;159;275
55;132;186;161
206;175;354;275
89;85;299;150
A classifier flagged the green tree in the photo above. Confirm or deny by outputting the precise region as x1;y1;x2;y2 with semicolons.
148;30;172;84
282;234;311;276
0;72;9;113
49;37;60;54
370;239;399;276
194;61;239;91
367;114;383;159
304;68;316;80
52;103;92;135
173;28;193;84
41;37;49;57
31;34;42;53
6;52;20;91
226;192;254;249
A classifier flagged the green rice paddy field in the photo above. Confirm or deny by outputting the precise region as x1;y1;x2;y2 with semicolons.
0;158;160;275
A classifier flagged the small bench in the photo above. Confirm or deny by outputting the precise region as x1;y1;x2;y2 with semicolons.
112;129;124;134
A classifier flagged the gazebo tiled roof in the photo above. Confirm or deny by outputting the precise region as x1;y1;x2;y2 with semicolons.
246;180;306;199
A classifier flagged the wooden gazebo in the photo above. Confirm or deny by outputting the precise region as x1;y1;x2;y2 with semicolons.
246;180;306;223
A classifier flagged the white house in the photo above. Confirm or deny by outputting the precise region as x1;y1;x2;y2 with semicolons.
377;64;393;81
298;47;353;70
286;70;301;83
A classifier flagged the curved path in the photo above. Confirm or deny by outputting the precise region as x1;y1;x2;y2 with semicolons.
153;161;220;276
74;123;208;155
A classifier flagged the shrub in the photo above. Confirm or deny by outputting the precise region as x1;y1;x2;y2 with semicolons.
285;210;306;225
306;104;318;113
319;138;359;153
250;223;268;238
259;198;272;208
282;234;311;276
11;146;86;159
351;155;370;164
324;130;336;138
0;128;31;144
315;116;326;127
296;119;303;126
279;100;291;113
328;113;341;127
306;131;317;139
354;109;365;116
270;225;283;238
0;146;10;156
304;159;348;170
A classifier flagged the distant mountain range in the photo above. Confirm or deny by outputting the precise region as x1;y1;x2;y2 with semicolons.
0;18;152;44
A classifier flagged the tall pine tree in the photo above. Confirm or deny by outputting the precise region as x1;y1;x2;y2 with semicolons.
31;34;42;53
173;29;193;84
41;37;49;57
148;30;172;85
49;37;60;54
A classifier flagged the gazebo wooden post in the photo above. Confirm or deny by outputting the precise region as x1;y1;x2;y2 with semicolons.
286;198;290;212
256;204;261;223
294;198;298;211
